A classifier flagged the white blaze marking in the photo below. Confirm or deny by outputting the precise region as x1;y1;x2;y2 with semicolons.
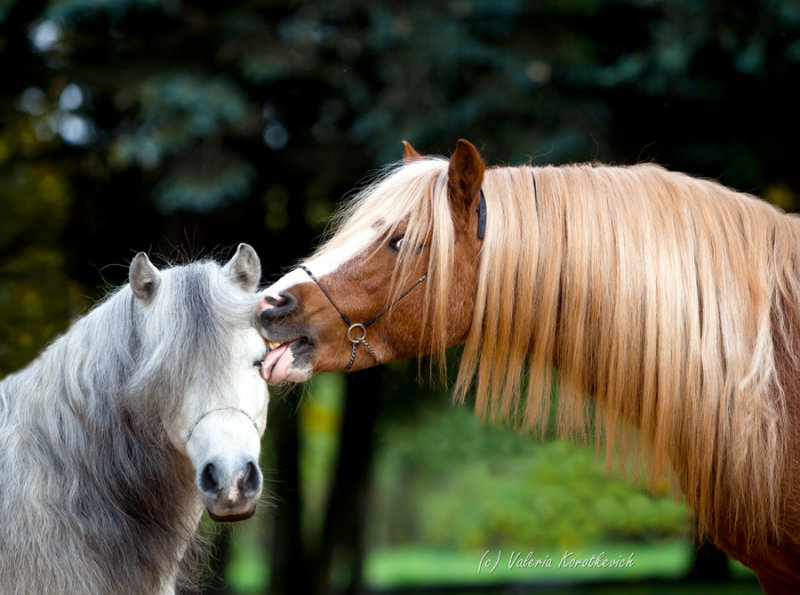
261;227;378;297
261;268;309;297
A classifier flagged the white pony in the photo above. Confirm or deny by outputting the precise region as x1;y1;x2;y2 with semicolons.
0;244;269;594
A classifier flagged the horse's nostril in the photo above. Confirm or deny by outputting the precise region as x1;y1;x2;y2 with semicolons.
261;291;297;319
240;461;262;499
199;463;220;496
263;292;286;307
198;460;261;503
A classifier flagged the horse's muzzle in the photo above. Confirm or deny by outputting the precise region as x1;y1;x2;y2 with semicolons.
259;290;307;346
197;458;262;522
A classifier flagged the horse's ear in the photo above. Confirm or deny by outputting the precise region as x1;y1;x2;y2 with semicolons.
129;253;161;303
402;140;423;162
447;139;485;218
224;243;261;293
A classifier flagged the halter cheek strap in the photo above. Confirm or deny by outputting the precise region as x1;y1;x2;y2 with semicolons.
186;406;259;442
299;264;427;371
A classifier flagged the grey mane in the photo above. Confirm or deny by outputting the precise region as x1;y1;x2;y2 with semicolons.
0;260;253;594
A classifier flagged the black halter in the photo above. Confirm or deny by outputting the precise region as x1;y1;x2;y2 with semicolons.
299;264;428;371
477;188;487;239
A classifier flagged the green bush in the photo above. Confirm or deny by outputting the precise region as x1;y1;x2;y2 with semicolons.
371;402;689;550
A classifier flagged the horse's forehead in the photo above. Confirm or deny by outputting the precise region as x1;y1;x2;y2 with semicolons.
269;226;379;293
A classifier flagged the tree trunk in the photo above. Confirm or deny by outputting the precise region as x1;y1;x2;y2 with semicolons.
314;367;383;594
269;390;311;595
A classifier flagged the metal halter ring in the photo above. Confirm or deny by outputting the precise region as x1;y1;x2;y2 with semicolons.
347;323;367;343
344;323;378;370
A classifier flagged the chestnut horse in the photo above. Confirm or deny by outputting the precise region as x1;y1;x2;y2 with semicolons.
259;139;800;593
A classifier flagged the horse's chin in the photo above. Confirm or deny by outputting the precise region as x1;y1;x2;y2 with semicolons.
265;365;313;384
206;507;257;523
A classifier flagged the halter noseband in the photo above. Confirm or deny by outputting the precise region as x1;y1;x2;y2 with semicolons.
299;264;427;371
186;406;259;442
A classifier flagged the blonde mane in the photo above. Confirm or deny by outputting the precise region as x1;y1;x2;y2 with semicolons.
316;159;800;548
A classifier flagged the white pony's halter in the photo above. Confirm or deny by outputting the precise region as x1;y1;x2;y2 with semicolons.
186;407;259;441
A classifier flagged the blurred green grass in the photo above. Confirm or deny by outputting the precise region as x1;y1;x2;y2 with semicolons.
370;401;690;551
367;541;691;586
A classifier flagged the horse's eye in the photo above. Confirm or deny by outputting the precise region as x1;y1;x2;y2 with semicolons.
389;235;405;252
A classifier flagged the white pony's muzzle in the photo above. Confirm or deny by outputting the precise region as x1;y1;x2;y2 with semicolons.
185;407;263;522
197;456;263;522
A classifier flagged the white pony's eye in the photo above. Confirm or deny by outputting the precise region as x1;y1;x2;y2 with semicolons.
253;350;267;367
389;235;405;252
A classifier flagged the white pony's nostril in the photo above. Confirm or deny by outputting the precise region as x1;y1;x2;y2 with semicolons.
198;460;261;505
241;461;262;499
199;463;220;497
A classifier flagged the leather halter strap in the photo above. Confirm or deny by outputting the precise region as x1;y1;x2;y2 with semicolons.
186;406;259;441
299;264;427;371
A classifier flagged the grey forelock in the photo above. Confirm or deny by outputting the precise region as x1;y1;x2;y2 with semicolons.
127;261;256;426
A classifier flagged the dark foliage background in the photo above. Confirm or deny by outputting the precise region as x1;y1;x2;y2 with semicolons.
1;0;797;593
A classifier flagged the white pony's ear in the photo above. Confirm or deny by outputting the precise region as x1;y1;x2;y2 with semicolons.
224;243;261;292
129;253;162;303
